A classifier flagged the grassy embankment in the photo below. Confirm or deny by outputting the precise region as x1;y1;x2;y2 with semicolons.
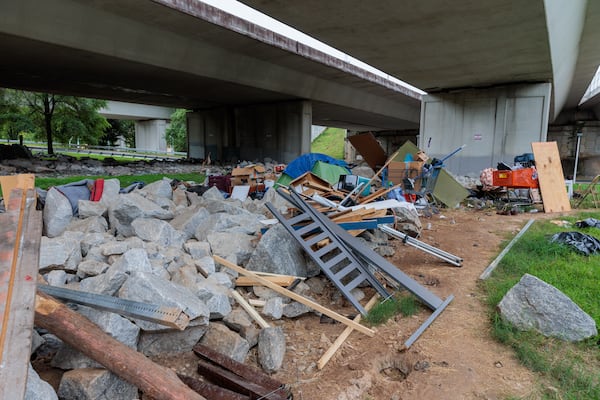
311;127;346;160
481;213;600;399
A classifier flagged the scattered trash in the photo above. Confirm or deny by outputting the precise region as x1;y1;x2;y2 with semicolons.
550;231;600;255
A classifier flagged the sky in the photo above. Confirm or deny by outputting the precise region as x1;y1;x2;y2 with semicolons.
201;0;427;95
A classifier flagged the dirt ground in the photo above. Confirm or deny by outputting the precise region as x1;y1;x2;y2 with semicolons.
157;207;562;400
35;206;567;399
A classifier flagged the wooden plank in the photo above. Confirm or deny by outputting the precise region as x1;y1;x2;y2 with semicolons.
230;290;270;329
531;141;571;212
214;256;375;337
318;294;379;370
0;174;35;203
347;132;387;170
0;188;41;400
35;292;205;400
235;275;296;287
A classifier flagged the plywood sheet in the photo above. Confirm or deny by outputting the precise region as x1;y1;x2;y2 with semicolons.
348;133;387;170
531;142;571;213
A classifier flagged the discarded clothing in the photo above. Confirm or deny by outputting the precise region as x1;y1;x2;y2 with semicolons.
550;231;600;256
575;218;600;229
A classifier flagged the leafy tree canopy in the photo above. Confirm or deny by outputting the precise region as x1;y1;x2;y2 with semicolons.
0;89;109;153
165;109;188;152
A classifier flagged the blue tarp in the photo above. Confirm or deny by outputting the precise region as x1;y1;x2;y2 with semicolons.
283;153;349;179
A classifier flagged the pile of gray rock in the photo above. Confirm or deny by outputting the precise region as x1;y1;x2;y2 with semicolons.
32;177;395;399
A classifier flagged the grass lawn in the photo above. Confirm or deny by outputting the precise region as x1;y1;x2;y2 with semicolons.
311;127;346;160
481;212;600;399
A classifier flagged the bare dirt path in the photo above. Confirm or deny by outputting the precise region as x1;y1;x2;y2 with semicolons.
268;209;554;400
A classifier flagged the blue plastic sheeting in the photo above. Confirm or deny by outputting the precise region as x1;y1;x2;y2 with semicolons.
283;153;349;179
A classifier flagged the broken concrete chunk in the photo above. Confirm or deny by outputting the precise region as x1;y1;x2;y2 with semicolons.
262;297;284;320
118;271;209;329
171;205;210;240
207;232;255;266
78;200;108;218
43;187;73;238
25;363;58;400
57;368;138;400
246;223;308;277
132;218;185;248
140;178;173;200
39;235;82;272
258;327;286;374
282;301;312;318
79;264;129;296
198;323;250;363
66;216;108;234
108;192;174;237
137;324;208;357
499;274;598;342
111;248;152;274
76;260;110;278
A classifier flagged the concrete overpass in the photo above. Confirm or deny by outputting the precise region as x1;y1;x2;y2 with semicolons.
99;101;175;152
243;0;600;175
0;0;421;163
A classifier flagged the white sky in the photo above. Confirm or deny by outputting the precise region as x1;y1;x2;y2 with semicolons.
201;0;427;95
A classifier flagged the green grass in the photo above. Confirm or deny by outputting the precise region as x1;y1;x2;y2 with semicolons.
364;293;419;326
481;214;600;399
34;172;205;191
311;127;346;160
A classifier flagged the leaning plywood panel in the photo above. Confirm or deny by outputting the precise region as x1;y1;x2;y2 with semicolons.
531;142;571;212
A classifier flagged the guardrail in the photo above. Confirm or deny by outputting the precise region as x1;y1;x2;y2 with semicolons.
3;139;187;160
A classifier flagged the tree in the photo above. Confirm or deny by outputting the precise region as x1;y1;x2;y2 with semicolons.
3;91;109;154
0;89;34;140
101;119;135;147
165;109;188;152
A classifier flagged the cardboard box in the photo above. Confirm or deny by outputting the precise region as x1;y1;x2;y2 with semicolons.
415;150;429;162
387;161;424;190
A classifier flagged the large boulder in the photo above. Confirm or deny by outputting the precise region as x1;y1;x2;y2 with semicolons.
245;223;308;276
139;178;173;200
258;327;286;373
137;325;208;357
39;235;82;272
170;205;211;240
498;274;598;342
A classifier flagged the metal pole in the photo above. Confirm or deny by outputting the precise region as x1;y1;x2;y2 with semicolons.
573;131;583;185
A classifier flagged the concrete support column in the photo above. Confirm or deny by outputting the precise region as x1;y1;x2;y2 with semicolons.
134;119;168;152
187;100;311;163
419;83;551;176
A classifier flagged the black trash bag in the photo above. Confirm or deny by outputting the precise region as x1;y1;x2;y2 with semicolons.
550;231;600;256
575;218;600;229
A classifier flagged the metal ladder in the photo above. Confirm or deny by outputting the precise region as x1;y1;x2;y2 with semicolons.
270;188;454;348
265;202;391;316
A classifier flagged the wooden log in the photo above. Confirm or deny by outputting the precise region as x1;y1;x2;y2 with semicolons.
317;294;380;370
214;256;375;337
34;292;205;400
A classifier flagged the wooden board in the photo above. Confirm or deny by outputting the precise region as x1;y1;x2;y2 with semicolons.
531;142;571;212
0;174;35;202
347;132;387;170
0;188;43;399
